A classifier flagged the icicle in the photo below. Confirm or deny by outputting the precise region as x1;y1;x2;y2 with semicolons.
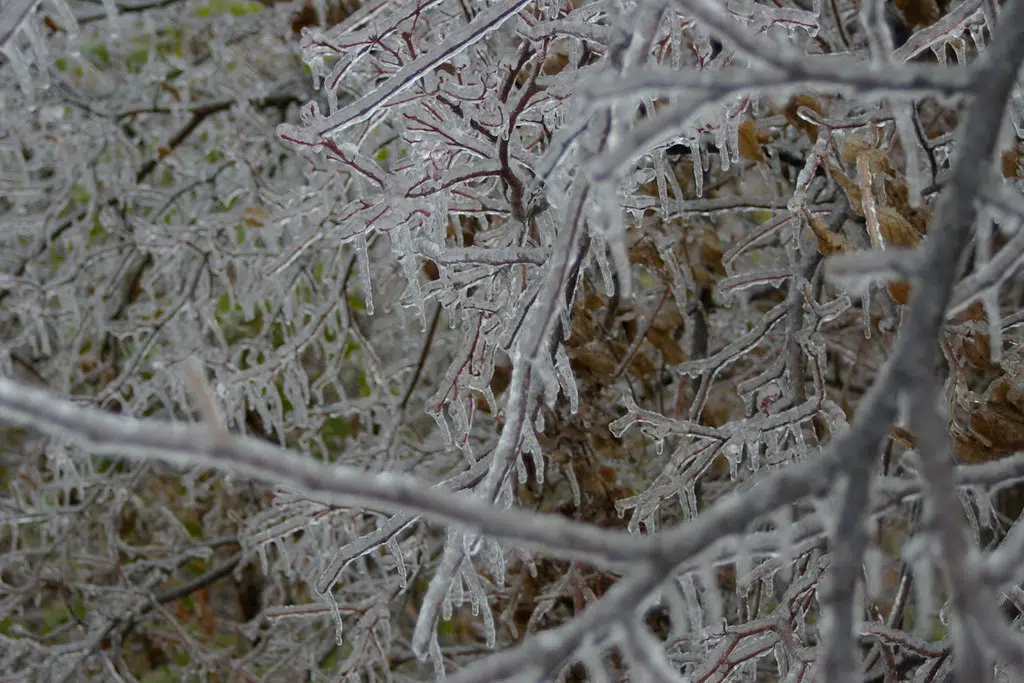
257;543;269;575
727;112;742;165
101;0;120;35
429;407;453;446
699;564;724;627
861;285;873;339
976;206;994;266
560;299;572;342
864;548;884;601
317;585;345;645
49;0;79;37
4;43;34;97
413;544;461;658
763;570;776;602
554;343;578;414
970;24;987;54
691;139;704;197
678;574;703;632
905;537;936;636
725;441;741;480
578;639;611;683
428;630;445;677
462;565;496;646
464;533;483;557
441;591;454;621
449;400;471;449
354;232;374;314
668;16;684;71
516;452;528;484
983;289;1003;365
679;484;699;521
625;497;645;535
387;536;407;588
773;508;794;573
487;540;506;587
312;0;327;24
974;486;993;530
750;442;762;470
893;104;924;208
960;487;982;544
662;583;689;639
522;426;545;484
774;642;789;679
20;21;49;91
691;25;714;65
604;202;633;301
950;37;967;65
589;228;615;296
450;568;465;609
715;120;730;172
567;461;582;510
735;541;751;597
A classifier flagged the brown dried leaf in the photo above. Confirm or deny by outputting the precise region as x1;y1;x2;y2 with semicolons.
884;179;933;235
966;378;1024;454
969;405;1024;453
243;205;266;228
692;265;714;289
830;166;864;216
782;94;823;142
890;425;916;449
951;300;986;324
808;214;852;255
624;347;658;380
1003;148;1023;179
896;0;940;27
570;345;618;381
886;281;911;304
699;227;726;277
842;138;893;174
651;307;684;334
590;426;629;461
542;53;570;76
737;120;766;162
841;135;871;165
960;332;996;372
952;424;996;464
989;375;1024;419
877;206;922;248
646;328;686;364
629;240;665;270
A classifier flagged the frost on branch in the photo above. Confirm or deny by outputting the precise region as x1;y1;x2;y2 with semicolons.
4;0;1024;680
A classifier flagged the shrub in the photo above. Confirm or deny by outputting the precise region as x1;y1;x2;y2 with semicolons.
2;0;1024;680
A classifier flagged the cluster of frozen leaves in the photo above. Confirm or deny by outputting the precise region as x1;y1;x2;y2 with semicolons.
4;0;1024;680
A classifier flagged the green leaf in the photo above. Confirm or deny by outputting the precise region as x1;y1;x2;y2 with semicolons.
70;183;90;204
322;416;354;446
82;40;110;68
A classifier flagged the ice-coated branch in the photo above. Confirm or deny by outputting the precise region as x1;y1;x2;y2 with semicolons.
276;0;533;147
0;375;648;567
0;0;43;50
820;0;1024;679
584;60;977;104
897;1;1024;678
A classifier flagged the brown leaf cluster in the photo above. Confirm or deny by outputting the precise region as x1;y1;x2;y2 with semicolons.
1002;142;1024;179
947;336;1024;464
782;94;824;143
